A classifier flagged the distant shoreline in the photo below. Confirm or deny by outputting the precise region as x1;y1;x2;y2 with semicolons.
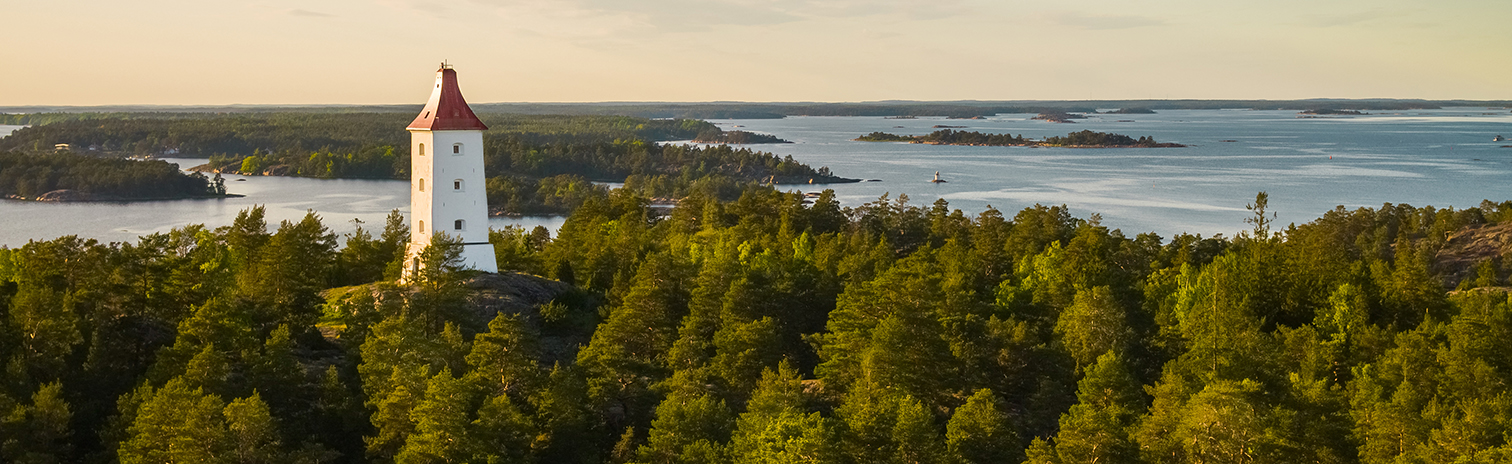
4;191;244;203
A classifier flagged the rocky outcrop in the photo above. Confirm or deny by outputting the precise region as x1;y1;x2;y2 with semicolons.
461;272;576;322
36;189;90;201
321;271;586;365
1433;222;1512;288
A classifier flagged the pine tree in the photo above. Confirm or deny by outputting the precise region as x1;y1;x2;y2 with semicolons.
119;379;230;464
0;382;73;463
529;364;598;464
224;392;283;464
466;313;542;399
7;283;80;384
397;368;476;464
891;396;944;464
471;394;535;464
837;381;899;464
577;253;689;422
945;389;1017;464
636;393;735;464
1054;286;1131;370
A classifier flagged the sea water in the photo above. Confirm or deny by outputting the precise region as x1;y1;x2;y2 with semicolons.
707;108;1512;238
0;158;564;247
0;109;1508;247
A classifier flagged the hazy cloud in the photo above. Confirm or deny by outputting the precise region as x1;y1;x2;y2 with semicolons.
466;0;967;36
288;8;335;18
1302;9;1393;27
1040;10;1163;30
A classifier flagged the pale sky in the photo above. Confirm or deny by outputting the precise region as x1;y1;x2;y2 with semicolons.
3;0;1508;105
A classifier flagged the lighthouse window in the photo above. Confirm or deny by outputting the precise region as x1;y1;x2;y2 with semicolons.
453;143;462;154
419;178;425;192
418;143;425;156
454;219;465;231
418;221;425;233
453;179;463;191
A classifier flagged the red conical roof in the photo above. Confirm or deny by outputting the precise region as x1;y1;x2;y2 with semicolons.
407;65;489;131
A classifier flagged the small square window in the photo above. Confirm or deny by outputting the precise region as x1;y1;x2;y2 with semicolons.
454;219;465;230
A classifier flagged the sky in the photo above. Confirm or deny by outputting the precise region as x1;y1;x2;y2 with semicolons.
2;0;1508;105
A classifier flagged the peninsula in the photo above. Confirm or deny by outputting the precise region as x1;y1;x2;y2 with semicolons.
0;151;235;201
855;129;1186;148
691;129;791;144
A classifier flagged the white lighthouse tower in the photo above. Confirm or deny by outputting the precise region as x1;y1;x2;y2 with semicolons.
405;63;497;275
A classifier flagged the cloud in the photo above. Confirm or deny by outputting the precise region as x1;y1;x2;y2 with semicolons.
466;0;968;37
288;8;335;18
1302;9;1393;28
1040;10;1163;30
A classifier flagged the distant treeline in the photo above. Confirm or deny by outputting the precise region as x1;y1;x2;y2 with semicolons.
7;99;1503;120
0;113;717;157
858;129;1183;148
691;130;791;144
0;151;222;200
0;113;847;214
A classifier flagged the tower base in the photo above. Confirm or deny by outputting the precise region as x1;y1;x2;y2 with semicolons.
401;241;499;282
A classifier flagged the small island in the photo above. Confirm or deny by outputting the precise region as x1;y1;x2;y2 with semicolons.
1031;111;1088;123
855;129;1186;148
691;129;792;144
1101;107;1157;114
0;151;236;201
1299;109;1366;115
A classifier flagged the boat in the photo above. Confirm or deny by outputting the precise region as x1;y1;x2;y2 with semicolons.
1496;135;1505;142
930;171;947;183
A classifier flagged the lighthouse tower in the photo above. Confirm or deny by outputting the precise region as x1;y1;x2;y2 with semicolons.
405;63;497;275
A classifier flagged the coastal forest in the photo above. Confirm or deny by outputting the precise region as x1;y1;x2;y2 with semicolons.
857;129;1182;148
0;113;842;213
0;152;225;200
3;184;1512;463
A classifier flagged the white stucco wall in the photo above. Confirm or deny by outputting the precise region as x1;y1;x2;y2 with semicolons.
407;129;498;273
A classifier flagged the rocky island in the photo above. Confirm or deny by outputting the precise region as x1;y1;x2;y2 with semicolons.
1299;109;1367;116
1031;111;1089;123
855;129;1186;148
691;130;791;144
1101;107;1157;114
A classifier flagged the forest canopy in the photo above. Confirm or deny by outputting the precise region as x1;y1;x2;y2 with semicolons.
4;186;1512;463
0;112;851;214
857;129;1184;148
0;151;225;200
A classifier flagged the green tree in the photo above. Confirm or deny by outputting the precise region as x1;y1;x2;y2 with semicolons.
1051;351;1143;464
397;368;475;464
467;313;542;398
1054;286;1131;370
0;382;73;463
576;253;689;422
945;389;1017;464
119;379;230;464
223;392;284;464
636;393;735;464
891;395;944;464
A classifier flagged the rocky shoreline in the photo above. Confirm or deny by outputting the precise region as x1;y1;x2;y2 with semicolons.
5;189;242;202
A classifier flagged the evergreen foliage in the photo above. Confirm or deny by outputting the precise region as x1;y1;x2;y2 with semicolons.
1;189;1511;463
0;151;220;199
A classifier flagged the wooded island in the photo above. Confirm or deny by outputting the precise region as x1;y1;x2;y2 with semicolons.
856;129;1186;148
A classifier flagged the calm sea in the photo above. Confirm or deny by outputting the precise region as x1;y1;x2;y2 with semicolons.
703;108;1512;238
1;109;1509;247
